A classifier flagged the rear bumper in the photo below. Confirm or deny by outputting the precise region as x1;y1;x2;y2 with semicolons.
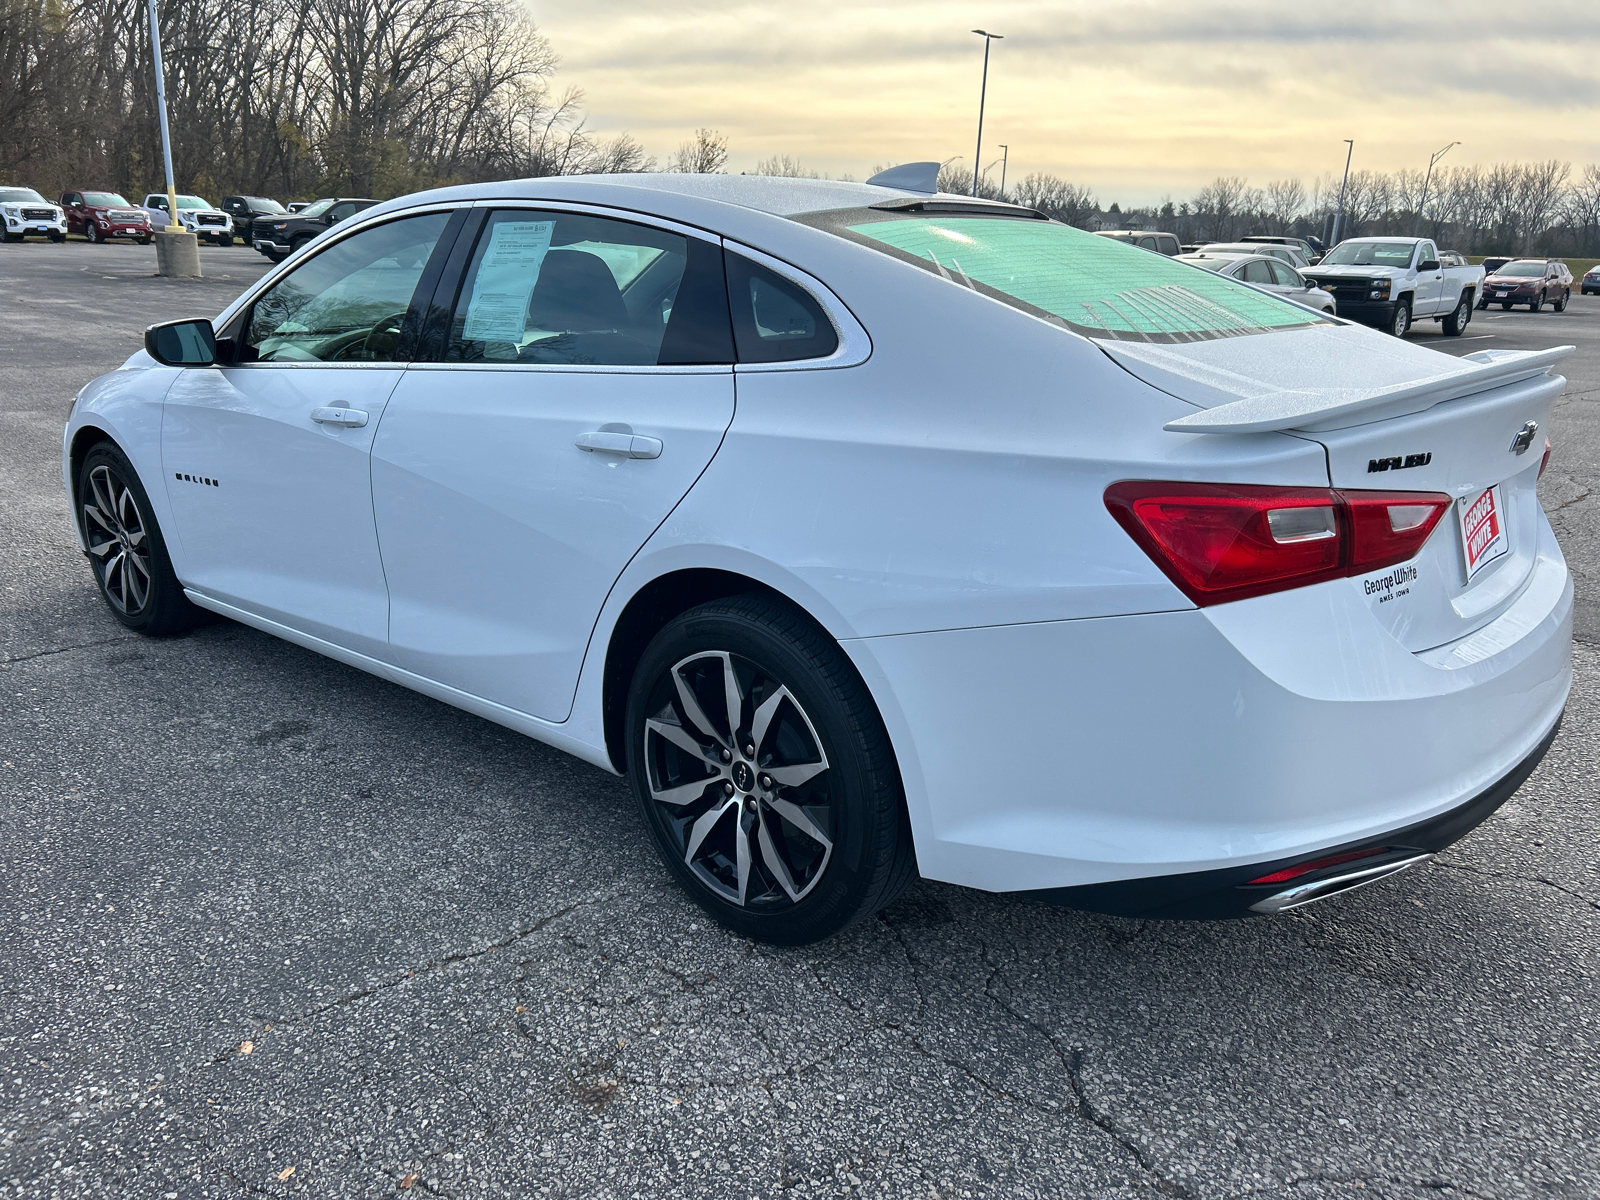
844;531;1573;896
1015;713;1561;918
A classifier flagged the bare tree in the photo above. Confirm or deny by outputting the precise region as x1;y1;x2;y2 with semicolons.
668;128;728;174
753;154;818;178
1264;178;1306;234
1009;173;1097;227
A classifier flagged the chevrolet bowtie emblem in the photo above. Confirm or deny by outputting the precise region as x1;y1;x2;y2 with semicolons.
1510;421;1539;455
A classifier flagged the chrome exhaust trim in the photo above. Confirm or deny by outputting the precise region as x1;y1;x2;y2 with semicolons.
1249;852;1434;915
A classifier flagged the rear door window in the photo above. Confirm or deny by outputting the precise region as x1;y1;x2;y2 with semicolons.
805;211;1329;343
443;209;733;366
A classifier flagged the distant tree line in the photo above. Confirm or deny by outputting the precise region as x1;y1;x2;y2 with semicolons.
938;160;1600;258
0;0;655;201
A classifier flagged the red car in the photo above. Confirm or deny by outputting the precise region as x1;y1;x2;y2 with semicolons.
58;190;153;244
1478;259;1573;312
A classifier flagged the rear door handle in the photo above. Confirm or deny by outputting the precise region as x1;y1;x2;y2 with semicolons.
310;407;369;427
575;431;662;460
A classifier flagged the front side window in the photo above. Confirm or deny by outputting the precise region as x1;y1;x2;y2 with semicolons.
1418;242;1437;266
245;212;449;363
806;211;1327;343
1267;260;1301;287
445;210;733;366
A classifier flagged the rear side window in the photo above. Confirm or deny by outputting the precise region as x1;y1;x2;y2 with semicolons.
1240;258;1274;284
724;255;838;363
444;209;733;366
815;213;1328;343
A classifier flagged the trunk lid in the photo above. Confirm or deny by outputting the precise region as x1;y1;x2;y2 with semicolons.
1099;323;1572;650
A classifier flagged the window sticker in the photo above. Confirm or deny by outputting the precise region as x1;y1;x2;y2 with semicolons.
462;220;556;342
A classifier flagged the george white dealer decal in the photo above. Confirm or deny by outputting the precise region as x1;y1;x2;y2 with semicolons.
1364;563;1418;604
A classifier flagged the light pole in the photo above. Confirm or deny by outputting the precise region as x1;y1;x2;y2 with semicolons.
146;0;199;275
996;144;1009;200
1332;139;1354;246
1413;140;1460;237
970;30;1003;197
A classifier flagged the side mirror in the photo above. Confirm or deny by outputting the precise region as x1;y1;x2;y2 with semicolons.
145;318;217;367
324;213;337;225
1419;260;1440;272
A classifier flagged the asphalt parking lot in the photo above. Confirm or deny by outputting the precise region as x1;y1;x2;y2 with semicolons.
2;241;1597;1200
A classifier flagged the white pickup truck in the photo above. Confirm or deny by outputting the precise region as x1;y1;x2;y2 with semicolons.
1303;236;1484;339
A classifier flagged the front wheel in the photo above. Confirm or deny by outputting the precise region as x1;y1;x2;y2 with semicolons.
216;233;233;247
1553;290;1568;313
1442;294;1472;336
138;235;151;245
1531;291;1544;312
77;443;202;636
85;223;101;244
49;230;65;243
1501;300;1512;310
626;596;915;945
1388;299;1411;338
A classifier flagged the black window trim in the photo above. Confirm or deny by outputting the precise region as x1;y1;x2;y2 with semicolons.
406;199;739;375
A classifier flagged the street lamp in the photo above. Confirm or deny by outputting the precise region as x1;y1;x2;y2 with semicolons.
1413;140;1460;237
1332;139;1354;246
970;30;1003;198
146;0;200;276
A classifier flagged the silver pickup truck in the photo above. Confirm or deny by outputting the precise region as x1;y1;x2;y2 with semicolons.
1303;236;1484;339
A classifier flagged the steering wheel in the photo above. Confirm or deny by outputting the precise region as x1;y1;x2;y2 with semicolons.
326;312;409;361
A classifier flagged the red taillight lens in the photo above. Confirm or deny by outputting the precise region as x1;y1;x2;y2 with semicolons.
1540;437;1552;479
1105;481;1452;606
1248;847;1391;885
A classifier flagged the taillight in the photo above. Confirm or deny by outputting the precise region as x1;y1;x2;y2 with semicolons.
1247;846;1391;885
1104;481;1452;606
1540;437;1552;479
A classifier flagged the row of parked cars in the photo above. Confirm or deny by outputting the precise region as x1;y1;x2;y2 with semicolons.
1;185;375;264
1095;226;1590;337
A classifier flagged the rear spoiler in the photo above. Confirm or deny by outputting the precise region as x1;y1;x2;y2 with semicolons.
1163;345;1575;435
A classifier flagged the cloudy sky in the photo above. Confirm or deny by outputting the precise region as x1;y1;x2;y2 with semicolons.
529;0;1600;206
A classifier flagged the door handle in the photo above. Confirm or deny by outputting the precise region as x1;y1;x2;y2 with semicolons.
575;431;662;460
310;407;369;427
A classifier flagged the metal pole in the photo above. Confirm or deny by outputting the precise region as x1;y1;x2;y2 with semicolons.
147;0;181;232
1413;140;1459;237
970;30;1002;198
1333;139;1353;246
997;144;1008;200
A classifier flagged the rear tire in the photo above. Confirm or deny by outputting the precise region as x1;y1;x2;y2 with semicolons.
625;596;915;945
1442;294;1472;336
1388;298;1411;338
77;443;202;636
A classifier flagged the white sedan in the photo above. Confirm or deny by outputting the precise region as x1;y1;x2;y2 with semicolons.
1176;249;1337;313
63;169;1574;943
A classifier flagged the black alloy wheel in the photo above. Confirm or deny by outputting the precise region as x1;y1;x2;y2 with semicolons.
1554;289;1569;313
1442;294;1472;336
1531;291;1545;312
626;596;915;945
77;443;201;636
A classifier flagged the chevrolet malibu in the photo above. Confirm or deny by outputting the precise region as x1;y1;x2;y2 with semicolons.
62;169;1574;944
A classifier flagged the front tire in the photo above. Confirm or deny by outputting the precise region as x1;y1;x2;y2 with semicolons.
1554;289;1568;312
625;596;915;945
77;443;201;636
1442;294;1472;336
85;223;101;244
1388;298;1411;338
1531;291;1544;312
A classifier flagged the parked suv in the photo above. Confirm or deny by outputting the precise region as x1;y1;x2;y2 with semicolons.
251;197;377;262
142;194;234;244
0;186;67;242
1478;260;1573;312
1239;234;1322;263
220;195;286;240
59;191;153;244
1093;229;1180;256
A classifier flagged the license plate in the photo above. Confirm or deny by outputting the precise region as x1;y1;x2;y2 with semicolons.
1496;290;1509;297
1458;485;1509;580
32;225;48;232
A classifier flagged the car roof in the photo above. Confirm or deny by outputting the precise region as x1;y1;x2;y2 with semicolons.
1175;251;1252;265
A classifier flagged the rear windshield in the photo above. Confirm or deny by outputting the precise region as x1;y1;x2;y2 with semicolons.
1320;241;1416;267
801;210;1328;343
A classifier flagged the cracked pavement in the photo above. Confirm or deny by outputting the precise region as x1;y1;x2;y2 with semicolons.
2;244;1598;1199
